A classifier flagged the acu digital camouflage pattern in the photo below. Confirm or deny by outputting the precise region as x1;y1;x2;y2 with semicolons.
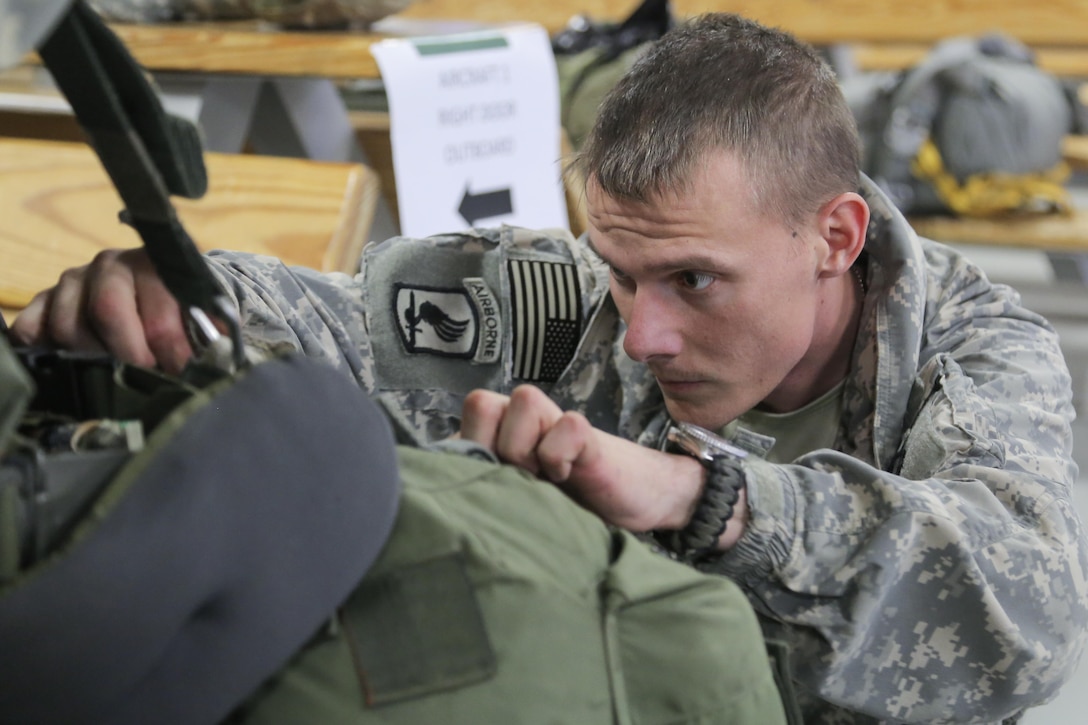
204;224;659;445
89;0;413;27
201;174;1087;724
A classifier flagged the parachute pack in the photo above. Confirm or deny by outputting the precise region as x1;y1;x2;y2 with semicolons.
843;33;1088;218
0;3;794;723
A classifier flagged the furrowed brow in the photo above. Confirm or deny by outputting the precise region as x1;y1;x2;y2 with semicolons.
584;235;607;263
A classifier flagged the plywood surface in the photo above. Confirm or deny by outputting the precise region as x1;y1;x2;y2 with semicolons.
108;22;386;78
10;2;1082;80
909;211;1088;252
851;43;1088;77
0;138;379;311
399;0;1088;46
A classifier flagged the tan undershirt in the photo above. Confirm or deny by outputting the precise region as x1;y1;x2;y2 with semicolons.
724;380;846;464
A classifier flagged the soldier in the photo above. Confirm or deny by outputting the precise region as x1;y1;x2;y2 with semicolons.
12;11;1088;725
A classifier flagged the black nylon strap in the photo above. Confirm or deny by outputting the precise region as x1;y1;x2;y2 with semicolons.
36;1;222;315
39;1;206;200
14;348;197;429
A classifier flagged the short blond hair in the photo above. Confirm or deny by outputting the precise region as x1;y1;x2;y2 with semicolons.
572;13;861;227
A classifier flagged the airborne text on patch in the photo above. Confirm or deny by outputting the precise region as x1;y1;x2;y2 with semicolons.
463;277;501;364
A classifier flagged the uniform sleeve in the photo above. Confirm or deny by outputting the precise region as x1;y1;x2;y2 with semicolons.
204;250;377;394
708;267;1088;722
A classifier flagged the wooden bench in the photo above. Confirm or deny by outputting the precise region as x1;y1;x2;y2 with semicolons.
9;3;1088;264
909;212;1088;255
397;1;1088;150
394;0;1088;76
1065;135;1088;171
414;1;1088;259
0;137;381;320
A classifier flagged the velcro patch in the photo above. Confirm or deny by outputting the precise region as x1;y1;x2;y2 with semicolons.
392;280;504;365
507;259;582;382
462;278;501;364
342;553;496;707
393;284;477;358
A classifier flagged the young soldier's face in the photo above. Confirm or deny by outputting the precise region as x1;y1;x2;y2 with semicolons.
587;150;836;429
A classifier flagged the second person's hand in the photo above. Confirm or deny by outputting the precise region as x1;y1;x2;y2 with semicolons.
10;248;194;374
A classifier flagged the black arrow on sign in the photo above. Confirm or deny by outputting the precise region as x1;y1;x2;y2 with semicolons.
458;184;513;226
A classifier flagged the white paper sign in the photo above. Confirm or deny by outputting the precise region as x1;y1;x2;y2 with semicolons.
372;24;568;238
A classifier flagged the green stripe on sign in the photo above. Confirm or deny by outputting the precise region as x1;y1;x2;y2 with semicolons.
413;36;508;56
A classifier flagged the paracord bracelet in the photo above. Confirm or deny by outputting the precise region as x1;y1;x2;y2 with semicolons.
659;454;745;563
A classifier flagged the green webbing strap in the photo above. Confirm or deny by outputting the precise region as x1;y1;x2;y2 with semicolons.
1;348;205;582
2;444;132;583
0;337;33;458
765;639;804;725
16;348;201;430
35;1;224;321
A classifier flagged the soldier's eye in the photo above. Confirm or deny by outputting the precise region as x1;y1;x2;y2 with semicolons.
610;265;632;284
678;271;714;291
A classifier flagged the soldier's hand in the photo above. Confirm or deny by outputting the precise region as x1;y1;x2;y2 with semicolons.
460;385;710;534
9;248;194;374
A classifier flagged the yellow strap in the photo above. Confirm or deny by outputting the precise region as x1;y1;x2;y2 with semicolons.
911;138;1073;217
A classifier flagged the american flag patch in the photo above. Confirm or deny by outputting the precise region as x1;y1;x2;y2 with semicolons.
508;259;582;382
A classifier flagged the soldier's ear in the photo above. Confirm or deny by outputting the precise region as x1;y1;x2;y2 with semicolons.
816;192;869;277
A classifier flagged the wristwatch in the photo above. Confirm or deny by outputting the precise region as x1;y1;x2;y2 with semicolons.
658;422;747;563
666;421;748;462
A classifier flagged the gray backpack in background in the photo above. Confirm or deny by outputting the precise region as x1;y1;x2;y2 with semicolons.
842;34;1088;217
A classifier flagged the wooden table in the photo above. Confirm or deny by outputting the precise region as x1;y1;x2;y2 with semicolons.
102;1;1088;77
84;21;401;237
93;0;1088;83
396;0;1088;46
108;22;385;79
17;4;1088;278
0;137;380;317
99;22;372;155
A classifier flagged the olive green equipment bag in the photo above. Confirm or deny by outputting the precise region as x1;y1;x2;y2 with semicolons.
553;0;673;150
0;345;790;725
229;444;793;725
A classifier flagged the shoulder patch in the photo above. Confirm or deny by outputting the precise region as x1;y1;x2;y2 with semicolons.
392;280;504;363
507;259;582;382
394;284;478;359
462;278;501;364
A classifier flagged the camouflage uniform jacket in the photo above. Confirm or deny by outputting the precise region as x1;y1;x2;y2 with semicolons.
202;176;1087;724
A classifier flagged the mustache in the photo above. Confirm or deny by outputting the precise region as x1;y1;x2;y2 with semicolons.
649;368;705;384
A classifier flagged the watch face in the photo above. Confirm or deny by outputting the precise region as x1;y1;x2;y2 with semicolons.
667;422;747;460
